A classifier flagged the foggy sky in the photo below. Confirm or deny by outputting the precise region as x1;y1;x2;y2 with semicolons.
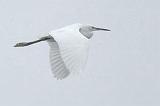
0;0;159;106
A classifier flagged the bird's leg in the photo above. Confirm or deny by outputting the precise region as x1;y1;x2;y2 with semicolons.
14;36;51;47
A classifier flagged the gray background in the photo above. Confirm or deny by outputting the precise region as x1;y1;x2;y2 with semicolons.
0;0;159;106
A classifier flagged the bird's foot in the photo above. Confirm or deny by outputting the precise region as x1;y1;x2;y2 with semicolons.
14;42;29;47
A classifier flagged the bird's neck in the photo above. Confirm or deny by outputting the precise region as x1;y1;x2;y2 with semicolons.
79;28;93;39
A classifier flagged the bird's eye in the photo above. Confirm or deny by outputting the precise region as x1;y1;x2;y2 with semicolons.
92;26;96;28
91;26;96;30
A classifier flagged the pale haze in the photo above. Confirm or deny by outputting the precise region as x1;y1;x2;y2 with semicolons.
0;0;160;106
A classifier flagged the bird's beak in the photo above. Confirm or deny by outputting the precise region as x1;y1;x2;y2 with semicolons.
93;27;111;31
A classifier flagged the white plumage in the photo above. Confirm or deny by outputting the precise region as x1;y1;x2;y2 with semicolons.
14;23;110;80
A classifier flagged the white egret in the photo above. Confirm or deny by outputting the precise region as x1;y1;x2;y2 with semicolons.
14;23;110;79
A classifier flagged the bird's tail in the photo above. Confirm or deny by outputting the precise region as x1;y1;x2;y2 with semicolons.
14;36;51;47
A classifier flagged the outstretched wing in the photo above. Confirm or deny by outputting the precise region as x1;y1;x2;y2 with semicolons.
47;38;70;80
48;30;89;79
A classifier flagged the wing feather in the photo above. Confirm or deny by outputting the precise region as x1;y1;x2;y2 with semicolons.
47;30;89;79
48;38;70;79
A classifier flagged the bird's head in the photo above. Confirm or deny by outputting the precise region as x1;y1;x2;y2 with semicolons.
79;24;110;39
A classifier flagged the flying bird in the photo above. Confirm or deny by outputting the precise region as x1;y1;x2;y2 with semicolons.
14;23;110;79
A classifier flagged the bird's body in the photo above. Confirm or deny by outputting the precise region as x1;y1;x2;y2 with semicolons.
47;24;90;79
14;23;110;79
